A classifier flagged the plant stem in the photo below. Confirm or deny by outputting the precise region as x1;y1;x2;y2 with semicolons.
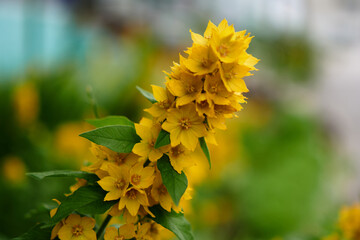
86;86;99;119
96;215;112;240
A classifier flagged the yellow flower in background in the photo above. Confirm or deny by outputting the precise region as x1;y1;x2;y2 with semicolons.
118;188;149;216
104;225;136;240
168;144;194;174
166;71;203;107
144;85;175;121
58;214;96;240
2;156;26;184
132;119;166;162
339;203;360;240
151;172;173;212
55;122;90;162
13;82;39;127
98;164;130;201
129;163;155;189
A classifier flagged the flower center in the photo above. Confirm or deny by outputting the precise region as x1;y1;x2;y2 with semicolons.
159;100;170;109
202;58;212;68
218;43;229;57
187;85;196;93
171;146;184;157
210;85;218;93
149;139;155;148
179;118;191;130
159;184;167;195
127;189;137;200
131;174;141;185
114;179;126;190
72;225;83;237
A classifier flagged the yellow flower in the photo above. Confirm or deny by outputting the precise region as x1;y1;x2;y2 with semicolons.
219;61;251;92
183;44;218;75
195;93;215;117
204;72;232;105
162;103;207;151
118;188;149;216
207;104;237;130
339;203;360;240
58;214;96;240
129;163;155;189
69;178;87;195
151;172;173;212
98;164;130;201
209;19;251;63
168;144;194;174
166;71;203;107
144;85;175;121
104;225;136;240
137;221;166;240
132;119;166;162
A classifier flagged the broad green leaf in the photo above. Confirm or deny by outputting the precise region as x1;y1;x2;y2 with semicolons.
150;205;194;240
86;116;134;128
48;185;116;226
13;224;52;240
157;155;187;206
155;129;170;148
27;170;99;183
136;86;157;103
199;137;211;169
80;125;140;153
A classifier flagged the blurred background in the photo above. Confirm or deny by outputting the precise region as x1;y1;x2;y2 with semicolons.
0;0;360;239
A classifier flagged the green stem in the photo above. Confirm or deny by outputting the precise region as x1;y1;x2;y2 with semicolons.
96;215;112;240
86;86;99;119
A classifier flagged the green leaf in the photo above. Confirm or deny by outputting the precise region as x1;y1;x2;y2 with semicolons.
13;224;52;240
80;125;140;153
136;86;157;103
199;137;211;169
155;129;170;148
48;185;116;226
150;205;194;240
86;116;134;128
157;155;187;206
26;170;99;183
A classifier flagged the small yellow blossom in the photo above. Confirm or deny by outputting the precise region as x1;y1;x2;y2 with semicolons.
162;104;207;151
204;72;232;105
168;144;194;173
13;82;39;127
118;188;149;216
129;163;154;189
104;225;136;240
98;164;130;201
144;85;175;121
132;119;166;162
137;221;167;240
166;71;203;107
151;172;173;212
183;44;218;75
50;199;63;240
195;93;215;117
58;214;96;240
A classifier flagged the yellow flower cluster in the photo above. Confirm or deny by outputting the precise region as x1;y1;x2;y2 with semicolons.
53;19;257;240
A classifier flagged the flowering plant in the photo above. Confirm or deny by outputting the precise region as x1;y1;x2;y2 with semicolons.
16;19;258;240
